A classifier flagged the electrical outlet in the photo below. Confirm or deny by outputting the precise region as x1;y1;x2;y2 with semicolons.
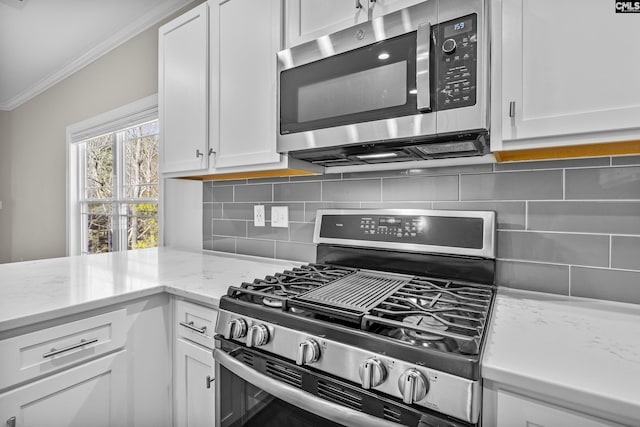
254;205;265;227
272;206;289;228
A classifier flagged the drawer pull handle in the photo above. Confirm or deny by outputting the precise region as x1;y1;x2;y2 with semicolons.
43;337;99;359
179;321;207;335
206;375;214;389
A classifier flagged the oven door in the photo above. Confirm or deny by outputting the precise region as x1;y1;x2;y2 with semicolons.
214;338;474;427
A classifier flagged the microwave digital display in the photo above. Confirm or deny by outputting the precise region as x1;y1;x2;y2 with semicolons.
444;18;473;37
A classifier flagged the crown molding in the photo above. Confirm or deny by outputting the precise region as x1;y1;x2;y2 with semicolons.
0;0;196;111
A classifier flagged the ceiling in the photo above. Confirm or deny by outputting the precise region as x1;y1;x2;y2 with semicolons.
0;0;195;111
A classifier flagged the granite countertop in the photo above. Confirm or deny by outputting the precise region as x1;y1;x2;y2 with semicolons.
482;287;640;425
1;248;639;424
0;247;300;332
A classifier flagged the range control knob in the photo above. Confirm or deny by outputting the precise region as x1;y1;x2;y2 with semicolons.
358;358;387;389
398;369;429;404
296;339;320;365
246;324;270;348
224;318;247;340
442;38;457;54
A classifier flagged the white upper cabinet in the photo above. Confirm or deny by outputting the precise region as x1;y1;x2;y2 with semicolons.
284;0;424;48
210;0;284;171
492;0;640;152
159;3;210;174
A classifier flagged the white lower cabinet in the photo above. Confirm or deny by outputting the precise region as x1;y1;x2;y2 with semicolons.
0;351;127;427
484;386;626;427
173;299;218;427
174;338;215;427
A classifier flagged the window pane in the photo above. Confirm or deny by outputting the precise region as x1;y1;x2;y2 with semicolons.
84;134;114;199
124;203;158;250
82;203;113;254
123;121;159;199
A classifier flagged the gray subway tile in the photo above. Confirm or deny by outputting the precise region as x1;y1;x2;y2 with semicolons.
360;202;433;210
211;203;223;219
566;166;640;200
612;155;640;166
496;260;570;295
234;184;273;202
323;179;381;201
212;185;234;202
290;173;342;182
203;237;214;251
209;236;236;253
247;223;289;241
382;176;458;201
223;203;254;220
248;176;291;184
611;236;640;270
290;222;315;243
571;267;640;304
433;201;526;230
304;202;361;222
203;206;213;237
212;219;246;237
497;231;609;267
528;201;640;234
276;241;316;263
203;182;214;202
274;182;321;201
494;157;609;172
236;238;275;258
461;170;563;200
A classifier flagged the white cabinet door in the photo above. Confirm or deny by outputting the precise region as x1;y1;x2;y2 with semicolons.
494;0;640;151
495;389;623;427
369;0;425;19
284;0;367;48
210;0;283;170
0;351;126;427
174;338;215;427
159;2;210;174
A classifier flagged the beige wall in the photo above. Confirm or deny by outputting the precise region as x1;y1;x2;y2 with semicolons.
0;20;166;263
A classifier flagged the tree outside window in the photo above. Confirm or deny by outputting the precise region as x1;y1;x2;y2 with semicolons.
79;120;159;254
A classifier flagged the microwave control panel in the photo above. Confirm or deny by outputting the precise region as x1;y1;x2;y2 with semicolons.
434;14;478;111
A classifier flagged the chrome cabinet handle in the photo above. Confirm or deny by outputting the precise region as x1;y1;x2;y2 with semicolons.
208;148;215;156
6;416;16;427
196;149;204;158
206;375;214;389
179;321;207;335
509;101;516;118
42;337;98;358
213;349;401;427
416;22;432;112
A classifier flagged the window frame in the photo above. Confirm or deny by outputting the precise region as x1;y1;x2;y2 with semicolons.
67;95;159;256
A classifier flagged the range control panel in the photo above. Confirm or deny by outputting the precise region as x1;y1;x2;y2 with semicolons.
435;14;478;111
319;213;484;250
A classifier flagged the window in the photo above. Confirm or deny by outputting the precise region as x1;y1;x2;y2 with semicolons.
68;95;159;255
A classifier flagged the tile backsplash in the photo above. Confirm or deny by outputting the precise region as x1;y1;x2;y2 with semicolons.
203;156;640;305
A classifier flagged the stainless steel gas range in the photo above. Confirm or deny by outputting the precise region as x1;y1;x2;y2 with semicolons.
214;209;496;427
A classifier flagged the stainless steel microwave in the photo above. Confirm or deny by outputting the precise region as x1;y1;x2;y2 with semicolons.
277;0;489;167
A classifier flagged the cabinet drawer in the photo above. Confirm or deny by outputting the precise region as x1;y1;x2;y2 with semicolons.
175;300;218;349
0;310;126;389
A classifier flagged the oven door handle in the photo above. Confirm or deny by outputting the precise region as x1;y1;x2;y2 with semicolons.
213;349;404;427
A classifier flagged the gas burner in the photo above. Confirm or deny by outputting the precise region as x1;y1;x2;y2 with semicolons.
262;291;288;308
401;315;448;341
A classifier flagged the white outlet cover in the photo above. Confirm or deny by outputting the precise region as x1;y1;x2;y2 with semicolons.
254;205;265;227
272;206;289;228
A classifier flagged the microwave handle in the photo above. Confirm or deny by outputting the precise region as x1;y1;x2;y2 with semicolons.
213;349;403;427
416;22;431;112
